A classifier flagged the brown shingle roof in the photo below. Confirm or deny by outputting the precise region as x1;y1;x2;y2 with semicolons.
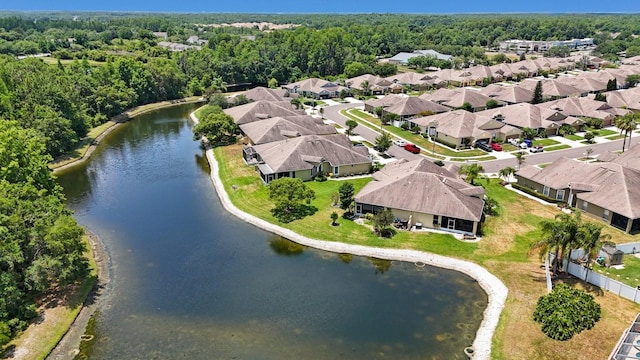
242;87;284;102
252;134;371;174
239;115;336;144
355;158;485;221
224;100;302;125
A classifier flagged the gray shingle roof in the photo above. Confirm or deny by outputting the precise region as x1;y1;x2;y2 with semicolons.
355;158;485;221
252;134;371;173
224;100;302;125
239;115;336;144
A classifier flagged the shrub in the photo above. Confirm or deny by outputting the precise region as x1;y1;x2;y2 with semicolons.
533;283;601;341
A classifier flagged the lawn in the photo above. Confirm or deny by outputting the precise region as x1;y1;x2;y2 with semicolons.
592;129;618;137
565;134;583;141
544;144;571;152
533;138;560;146
602;255;640;288
214;145;640;360
606;134;626;141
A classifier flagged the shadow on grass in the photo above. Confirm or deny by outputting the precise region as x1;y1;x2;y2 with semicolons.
271;204;318;223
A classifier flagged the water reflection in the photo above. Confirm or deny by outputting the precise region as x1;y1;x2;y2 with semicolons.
268;236;306;256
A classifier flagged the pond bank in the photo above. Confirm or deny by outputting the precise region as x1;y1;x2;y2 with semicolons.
52;96;205;173
191;109;508;360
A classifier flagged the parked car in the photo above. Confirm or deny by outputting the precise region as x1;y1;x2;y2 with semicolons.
519;142;529;149
404;143;421;154
475;141;493;152
530;145;544;153
522;139;533;148
393;139;407;147
507;138;520;146
491;142;503;151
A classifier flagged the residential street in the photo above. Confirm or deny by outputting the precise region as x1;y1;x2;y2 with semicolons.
322;100;639;173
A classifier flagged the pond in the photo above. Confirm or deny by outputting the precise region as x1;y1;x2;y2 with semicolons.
55;104;487;359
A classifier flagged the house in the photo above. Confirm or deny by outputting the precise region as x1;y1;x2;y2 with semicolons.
224;100;302;125
365;95;449;123
517;78;584;100
493;85;534;104
354;158;485;235
554;76;607;94
515;157;640;234
538;97;628;127
384;71;445;91
475;102;583;136
440;88;500;112
346;74;392;94
239;115;336;145
387;49;452;65
605;86;640;111
604;143;640;170
246;134;372;184
282;78;345;99
410;110;520;149
241;87;284;102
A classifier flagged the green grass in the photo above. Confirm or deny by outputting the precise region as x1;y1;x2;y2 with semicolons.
41;57;106;67
214;145;479;257
501;144;518;152
606;134;625;140
564;134;583;141
533;138;560;146
450;156;497;162
593;129;617;137
543;144;571;152
600;255;640;288
538;163;550;168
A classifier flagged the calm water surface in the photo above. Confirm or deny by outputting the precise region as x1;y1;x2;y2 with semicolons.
56;105;487;359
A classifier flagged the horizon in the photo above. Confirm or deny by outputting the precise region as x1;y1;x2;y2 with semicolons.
3;0;640;14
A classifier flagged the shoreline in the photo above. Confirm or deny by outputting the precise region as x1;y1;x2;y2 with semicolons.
191;109;508;360
52;96;205;173
45;230;111;360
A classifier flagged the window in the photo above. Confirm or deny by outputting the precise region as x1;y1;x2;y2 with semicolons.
333;166;339;175
581;201;588;211
603;209;610;220
543;186;550;197
556;190;565;201
433;215;439;226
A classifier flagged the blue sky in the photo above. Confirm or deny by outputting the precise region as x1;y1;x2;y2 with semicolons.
3;1;640;13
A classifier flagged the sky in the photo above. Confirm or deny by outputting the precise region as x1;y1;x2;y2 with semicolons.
3;0;640;14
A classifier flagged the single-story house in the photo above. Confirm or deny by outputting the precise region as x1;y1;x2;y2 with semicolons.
515;157;640;234
387;49;452;65
246;134;372;184
241;86;285;102
538;97;627;127
475;102;583;136
354;158;485;235
346;74;392;94
282;78;346;99
224;100;303;125
239;115;336;145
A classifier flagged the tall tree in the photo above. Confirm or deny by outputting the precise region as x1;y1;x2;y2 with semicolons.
498;166;516;183
338;182;355;211
345;119;358;135
577;222;613;280
614;113;638;152
374;132;392;153
268;177;316;223
531;80;543;104
459;163;484;185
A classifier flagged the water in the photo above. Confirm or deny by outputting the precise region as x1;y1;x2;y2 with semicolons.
55;104;487;359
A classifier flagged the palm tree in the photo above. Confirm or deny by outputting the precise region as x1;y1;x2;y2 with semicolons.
290;97;303;110
577;222;613;280
514;151;526;169
498;166;516;183
374;132;392;153
345;119;358;136
361;80;371;96
459;163;484;185
529;212;581;274
615;113;638;152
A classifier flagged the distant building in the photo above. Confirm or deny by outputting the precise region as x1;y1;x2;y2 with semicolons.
388;49;453;65
152;32;168;39
499;38;594;53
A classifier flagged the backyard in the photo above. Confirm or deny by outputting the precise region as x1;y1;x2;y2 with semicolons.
214;143;640;360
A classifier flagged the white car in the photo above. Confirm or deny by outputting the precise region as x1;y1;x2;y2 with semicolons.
508;138;520;146
393;139;407;147
519;142;529;149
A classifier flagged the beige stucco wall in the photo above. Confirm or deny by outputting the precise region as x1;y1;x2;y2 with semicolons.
437;133;463;149
515;176;544;193
388;208;435;228
294;169;313;181
577;200;611;225
334;163;371;177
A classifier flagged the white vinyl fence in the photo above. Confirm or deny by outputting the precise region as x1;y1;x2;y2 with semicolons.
557;243;640;304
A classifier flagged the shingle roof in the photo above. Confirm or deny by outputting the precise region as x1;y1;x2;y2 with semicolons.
355;158;484;221
242;87;284;102
516;157;640;219
239;115;336;144
612;143;640;171
383;96;450;116
252;134;371;174
442;88;497;109
224;100;302;125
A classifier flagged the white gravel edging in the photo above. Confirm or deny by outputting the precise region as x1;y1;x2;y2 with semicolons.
191;110;507;360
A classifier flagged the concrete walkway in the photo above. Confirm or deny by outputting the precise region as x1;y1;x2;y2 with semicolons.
191;110;508;360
